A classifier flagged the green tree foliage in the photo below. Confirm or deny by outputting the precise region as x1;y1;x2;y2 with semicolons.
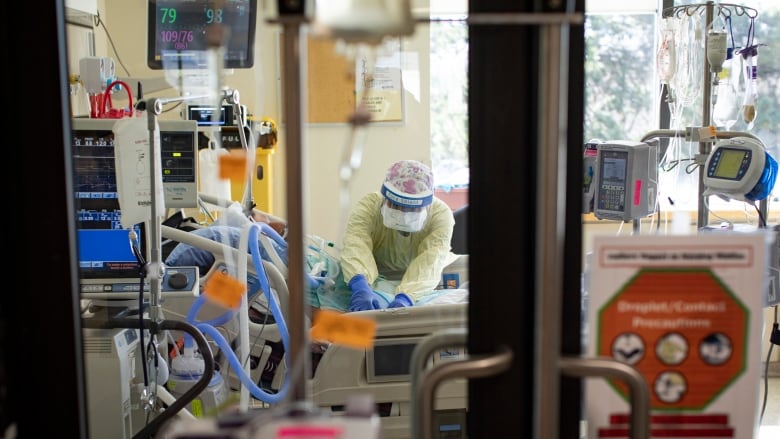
427;8;779;190
744;10;780;157
584;13;657;143
584;9;779;151
430;20;469;186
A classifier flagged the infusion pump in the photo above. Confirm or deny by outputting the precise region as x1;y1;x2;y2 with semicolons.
703;136;777;202
592;141;658;222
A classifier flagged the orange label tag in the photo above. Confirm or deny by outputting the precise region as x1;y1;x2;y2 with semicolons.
203;271;245;309
310;309;376;349
218;150;247;184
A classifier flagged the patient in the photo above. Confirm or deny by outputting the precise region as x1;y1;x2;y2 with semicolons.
165;225;285;274
251;209;287;238
341;160;457;311
164;206;289;301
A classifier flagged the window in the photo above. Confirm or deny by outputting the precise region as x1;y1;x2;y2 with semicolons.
584;7;658;143
429;1;469;203
585;0;780;223
430;18;468;189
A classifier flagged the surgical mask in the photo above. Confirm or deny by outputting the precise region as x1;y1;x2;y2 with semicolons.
381;203;428;233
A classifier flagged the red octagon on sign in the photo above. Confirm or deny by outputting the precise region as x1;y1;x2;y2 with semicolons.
597;268;748;410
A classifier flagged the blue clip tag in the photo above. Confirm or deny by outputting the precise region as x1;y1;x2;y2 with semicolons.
442;273;460;289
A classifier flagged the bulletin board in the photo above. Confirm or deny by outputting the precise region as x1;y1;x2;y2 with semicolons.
303;37;405;124
306;38;356;123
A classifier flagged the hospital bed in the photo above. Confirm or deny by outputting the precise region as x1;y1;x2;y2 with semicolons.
309;303;469;438
159;221;470;438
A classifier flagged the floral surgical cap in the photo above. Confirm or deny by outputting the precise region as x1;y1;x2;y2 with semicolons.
380;160;434;208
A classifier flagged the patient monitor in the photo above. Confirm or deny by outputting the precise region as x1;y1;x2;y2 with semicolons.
71;118;199;300
593;140;658;221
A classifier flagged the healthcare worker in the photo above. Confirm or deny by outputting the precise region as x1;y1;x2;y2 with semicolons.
341;160;458;311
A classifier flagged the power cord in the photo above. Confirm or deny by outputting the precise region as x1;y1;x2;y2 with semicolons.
128;227;157;417
761;305;779;424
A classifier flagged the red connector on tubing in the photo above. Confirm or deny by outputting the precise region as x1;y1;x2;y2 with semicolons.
95;80;134;119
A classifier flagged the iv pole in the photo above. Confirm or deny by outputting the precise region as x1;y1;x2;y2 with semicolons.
662;1;761;228
276;9;311;406
142;88;254;408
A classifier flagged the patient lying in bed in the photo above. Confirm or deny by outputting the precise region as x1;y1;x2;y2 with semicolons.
164;223;469;313
165;225;287;300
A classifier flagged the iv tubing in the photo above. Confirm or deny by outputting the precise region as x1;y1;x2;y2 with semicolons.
177;220;292;405
181;295;236;348
196;322;290;404
247;223;290;349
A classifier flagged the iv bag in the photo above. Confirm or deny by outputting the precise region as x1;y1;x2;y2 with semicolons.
741;49;758;128
712;54;739;130
310;0;414;44
713;82;738;130
199;147;232;201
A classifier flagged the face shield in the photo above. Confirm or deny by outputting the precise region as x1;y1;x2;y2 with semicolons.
381;200;428;232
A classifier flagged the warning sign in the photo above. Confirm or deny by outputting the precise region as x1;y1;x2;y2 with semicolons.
586;233;767;439
597;269;746;409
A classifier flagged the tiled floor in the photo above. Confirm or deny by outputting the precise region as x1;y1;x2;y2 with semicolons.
759;365;780;438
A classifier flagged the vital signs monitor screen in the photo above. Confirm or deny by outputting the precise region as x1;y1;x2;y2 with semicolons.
71;119;144;280
147;0;257;69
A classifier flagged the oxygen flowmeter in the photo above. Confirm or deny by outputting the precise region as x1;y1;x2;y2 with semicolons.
703;137;778;202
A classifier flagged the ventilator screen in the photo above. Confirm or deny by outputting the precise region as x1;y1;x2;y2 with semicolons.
71;119;144;279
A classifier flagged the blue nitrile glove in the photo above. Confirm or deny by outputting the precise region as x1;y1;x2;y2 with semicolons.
388;293;413;308
348;274;382;312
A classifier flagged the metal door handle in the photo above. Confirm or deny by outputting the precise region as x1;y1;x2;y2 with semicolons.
559;356;650;439
410;328;513;439
409;330;649;439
